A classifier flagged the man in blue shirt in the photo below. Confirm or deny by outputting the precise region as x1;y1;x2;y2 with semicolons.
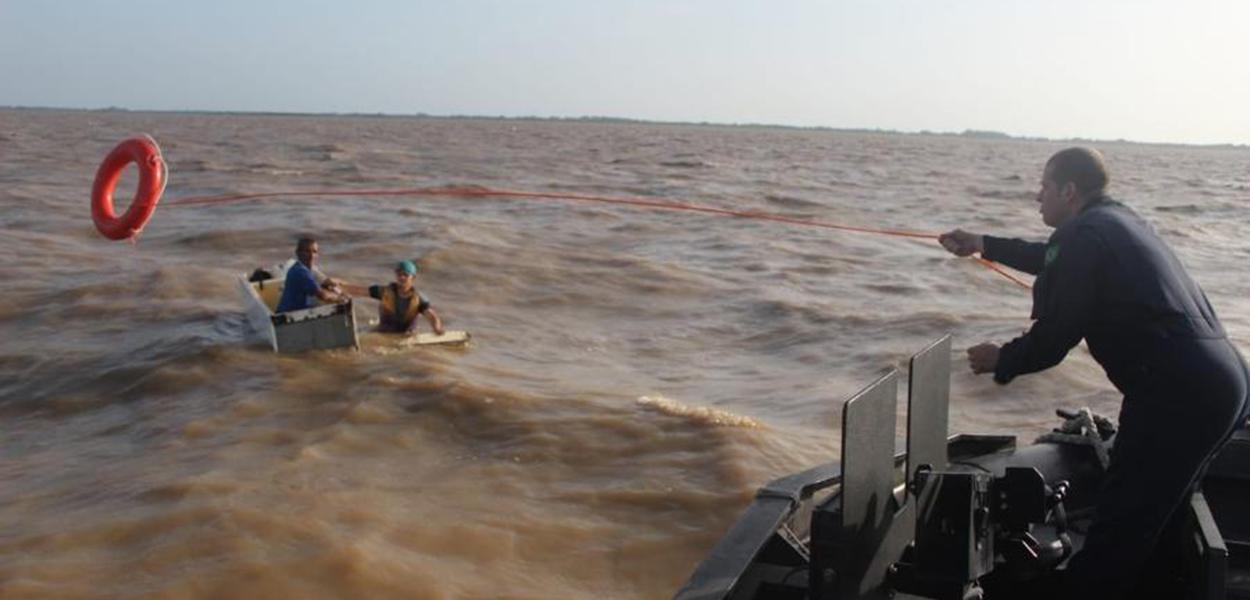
275;237;346;312
939;148;1249;599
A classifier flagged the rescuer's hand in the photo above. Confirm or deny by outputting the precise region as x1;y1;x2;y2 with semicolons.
967;342;1000;374
938;229;985;257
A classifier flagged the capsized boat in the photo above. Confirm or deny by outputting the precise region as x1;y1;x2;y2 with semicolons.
237;261;359;353
675;336;1249;600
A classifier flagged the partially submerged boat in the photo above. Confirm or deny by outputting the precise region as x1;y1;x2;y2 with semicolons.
238;261;360;353
675;336;1249;599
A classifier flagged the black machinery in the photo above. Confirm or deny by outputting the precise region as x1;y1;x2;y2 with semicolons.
674;336;1250;600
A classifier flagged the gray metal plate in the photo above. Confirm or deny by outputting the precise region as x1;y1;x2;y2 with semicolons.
908;335;951;480
839;368;900;598
842;368;899;529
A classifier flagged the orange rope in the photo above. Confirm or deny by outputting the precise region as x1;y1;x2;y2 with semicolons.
974;257;1032;290
166;185;1030;288
169;186;939;239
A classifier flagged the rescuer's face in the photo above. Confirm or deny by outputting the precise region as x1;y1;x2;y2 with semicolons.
1037;164;1075;228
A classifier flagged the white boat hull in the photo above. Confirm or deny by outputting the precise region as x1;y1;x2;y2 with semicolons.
238;270;359;353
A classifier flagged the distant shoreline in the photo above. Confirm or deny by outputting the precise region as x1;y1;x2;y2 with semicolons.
2;105;1244;150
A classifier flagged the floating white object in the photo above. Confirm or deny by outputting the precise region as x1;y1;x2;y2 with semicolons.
403;330;471;346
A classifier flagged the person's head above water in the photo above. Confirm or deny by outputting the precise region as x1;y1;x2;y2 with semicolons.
295;236;319;267
1038;147;1109;228
395;260;418;291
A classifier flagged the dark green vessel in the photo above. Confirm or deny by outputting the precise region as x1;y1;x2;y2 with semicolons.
675;336;1249;600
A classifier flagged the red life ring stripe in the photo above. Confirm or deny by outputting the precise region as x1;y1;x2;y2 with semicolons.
91;136;165;240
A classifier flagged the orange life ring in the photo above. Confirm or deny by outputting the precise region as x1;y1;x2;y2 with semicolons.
91;136;165;240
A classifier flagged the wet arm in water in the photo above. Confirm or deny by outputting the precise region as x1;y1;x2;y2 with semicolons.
422;307;445;335
341;283;371;297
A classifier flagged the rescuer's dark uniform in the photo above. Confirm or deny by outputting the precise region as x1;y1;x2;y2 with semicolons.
983;196;1250;599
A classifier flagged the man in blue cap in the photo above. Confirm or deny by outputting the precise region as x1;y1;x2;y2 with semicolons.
367;260;444;335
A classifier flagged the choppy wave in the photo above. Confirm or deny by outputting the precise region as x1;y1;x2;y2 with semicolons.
637;395;763;428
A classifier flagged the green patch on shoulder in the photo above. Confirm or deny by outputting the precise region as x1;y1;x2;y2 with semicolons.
1044;244;1060;267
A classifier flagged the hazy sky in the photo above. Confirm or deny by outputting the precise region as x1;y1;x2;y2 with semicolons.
2;1;1247;145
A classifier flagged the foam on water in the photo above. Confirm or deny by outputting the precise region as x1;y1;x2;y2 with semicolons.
637;395;763;428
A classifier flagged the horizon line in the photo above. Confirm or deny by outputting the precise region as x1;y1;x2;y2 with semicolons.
3;104;1246;150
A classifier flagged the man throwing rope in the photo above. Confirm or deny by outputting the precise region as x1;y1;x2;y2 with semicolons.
938;147;1249;599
